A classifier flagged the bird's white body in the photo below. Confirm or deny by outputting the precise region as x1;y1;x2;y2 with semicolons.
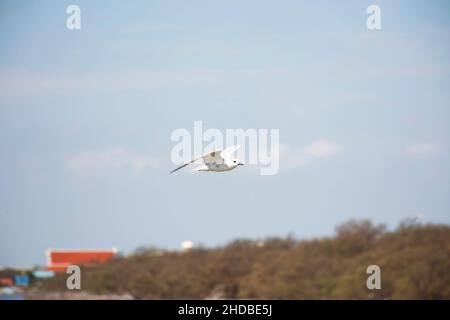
194;161;237;172
170;145;243;174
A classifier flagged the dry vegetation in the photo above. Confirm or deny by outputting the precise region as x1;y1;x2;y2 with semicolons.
38;220;450;299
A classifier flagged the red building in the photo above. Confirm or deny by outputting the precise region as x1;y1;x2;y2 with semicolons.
46;248;118;272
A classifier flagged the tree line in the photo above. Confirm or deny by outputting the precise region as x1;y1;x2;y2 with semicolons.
39;220;450;299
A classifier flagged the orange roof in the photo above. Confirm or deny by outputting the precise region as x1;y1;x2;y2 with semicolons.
46;248;117;272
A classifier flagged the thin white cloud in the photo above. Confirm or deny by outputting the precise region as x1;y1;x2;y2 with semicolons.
116;23;180;34
65;148;160;175
281;139;342;171
303;139;342;158
381;65;450;78
405;143;443;158
0;67;296;99
0;69;227;97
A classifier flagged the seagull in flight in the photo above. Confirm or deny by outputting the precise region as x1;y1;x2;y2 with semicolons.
170;145;244;174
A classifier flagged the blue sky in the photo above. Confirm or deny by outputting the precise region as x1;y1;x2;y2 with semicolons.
1;0;449;266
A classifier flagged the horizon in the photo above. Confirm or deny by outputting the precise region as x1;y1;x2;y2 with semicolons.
0;218;441;269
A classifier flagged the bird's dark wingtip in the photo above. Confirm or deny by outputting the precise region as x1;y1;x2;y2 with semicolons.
169;162;189;174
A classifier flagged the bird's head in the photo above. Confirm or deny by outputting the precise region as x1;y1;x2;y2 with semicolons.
231;159;244;167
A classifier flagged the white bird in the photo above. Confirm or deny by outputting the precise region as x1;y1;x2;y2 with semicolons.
170;145;244;174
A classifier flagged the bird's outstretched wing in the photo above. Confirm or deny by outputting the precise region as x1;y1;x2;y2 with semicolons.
220;144;241;159
202;150;226;165
169;149;224;174
169;161;194;174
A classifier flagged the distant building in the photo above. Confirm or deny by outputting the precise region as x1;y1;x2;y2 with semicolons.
32;270;55;279
0;277;13;287
13;275;29;287
46;248;118;272
180;241;194;252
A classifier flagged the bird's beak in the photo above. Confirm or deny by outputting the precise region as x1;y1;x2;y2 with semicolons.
238;162;244;166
